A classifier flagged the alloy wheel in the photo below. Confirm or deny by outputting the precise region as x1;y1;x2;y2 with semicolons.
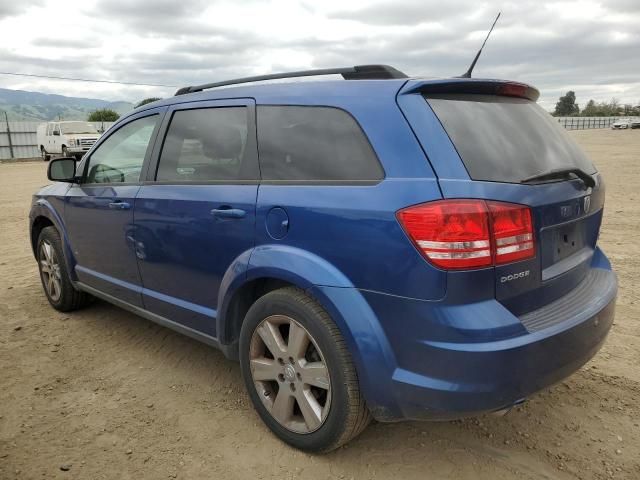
40;240;62;302
249;315;331;434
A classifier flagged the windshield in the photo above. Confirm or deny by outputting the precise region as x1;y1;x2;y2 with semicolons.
425;94;596;183
61;122;99;134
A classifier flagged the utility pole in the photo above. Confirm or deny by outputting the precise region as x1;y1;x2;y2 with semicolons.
1;110;14;159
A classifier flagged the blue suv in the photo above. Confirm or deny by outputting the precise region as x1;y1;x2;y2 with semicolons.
30;65;617;452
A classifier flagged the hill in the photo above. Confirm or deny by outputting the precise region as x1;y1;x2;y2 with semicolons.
0;87;133;121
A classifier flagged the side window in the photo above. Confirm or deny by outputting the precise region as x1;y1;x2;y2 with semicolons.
85;115;158;184
46;124;52;136
156;107;254;182
257;106;384;181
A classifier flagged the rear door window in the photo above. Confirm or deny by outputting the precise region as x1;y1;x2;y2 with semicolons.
156;107;256;182
425;94;596;183
257;106;383;182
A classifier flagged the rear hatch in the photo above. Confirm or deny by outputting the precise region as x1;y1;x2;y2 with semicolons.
399;80;604;316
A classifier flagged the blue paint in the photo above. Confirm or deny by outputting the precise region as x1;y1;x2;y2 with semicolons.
29;76;617;422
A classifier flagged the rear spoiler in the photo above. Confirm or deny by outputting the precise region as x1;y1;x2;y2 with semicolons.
402;79;540;102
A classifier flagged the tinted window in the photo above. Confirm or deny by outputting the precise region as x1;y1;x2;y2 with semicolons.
257;106;383;181
85;115;158;184
156;107;255;182
425;94;596;183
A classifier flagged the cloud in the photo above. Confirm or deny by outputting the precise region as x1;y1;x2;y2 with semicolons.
92;0;225;37
0;0;638;108
0;0;43;19
31;37;101;49
329;0;484;27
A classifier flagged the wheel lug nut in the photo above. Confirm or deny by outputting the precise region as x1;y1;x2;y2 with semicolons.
278;374;285;382
296;372;302;381
277;358;284;365
290;383;296;391
288;356;294;364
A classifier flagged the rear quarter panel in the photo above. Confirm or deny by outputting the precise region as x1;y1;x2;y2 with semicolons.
251;85;446;299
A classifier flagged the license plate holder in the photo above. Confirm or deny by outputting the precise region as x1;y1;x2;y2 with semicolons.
552;222;586;263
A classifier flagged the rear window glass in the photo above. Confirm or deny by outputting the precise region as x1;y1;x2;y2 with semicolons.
425;94;596;183
156;107;257;182
257;106;383;181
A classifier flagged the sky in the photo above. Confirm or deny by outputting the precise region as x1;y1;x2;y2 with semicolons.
0;0;638;110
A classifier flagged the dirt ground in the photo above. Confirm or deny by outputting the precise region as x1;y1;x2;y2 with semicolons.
1;129;639;480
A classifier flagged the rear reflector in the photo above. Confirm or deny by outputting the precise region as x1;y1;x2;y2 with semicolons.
397;199;534;270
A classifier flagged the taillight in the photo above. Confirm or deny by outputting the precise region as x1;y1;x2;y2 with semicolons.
487;201;534;264
397;199;534;270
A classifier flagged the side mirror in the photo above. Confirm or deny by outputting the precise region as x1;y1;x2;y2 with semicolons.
48;157;77;182
52;130;60;136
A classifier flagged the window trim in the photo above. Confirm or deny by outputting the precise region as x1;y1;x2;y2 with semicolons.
256;104;385;185
144;98;259;185
77;108;166;186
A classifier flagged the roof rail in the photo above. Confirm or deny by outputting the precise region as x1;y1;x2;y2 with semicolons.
174;64;408;96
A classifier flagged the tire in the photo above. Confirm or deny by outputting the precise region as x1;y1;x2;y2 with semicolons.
62;146;70;157
41;147;50;162
36;226;92;312
239;287;371;452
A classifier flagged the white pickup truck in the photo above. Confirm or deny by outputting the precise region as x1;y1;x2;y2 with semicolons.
37;121;102;161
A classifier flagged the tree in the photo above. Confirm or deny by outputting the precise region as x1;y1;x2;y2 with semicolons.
554;91;579;116
88;109;120;122
581;99;598;116
135;97;162;108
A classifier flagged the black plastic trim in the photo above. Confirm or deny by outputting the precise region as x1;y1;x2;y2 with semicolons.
175;65;408;95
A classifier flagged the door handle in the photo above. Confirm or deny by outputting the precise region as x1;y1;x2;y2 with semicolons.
108;201;131;210
210;207;246;219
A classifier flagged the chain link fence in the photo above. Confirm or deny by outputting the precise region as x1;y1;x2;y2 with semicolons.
555;116;640;130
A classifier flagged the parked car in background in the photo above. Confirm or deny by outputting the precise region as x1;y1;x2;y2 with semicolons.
611;120;630;130
29;65;617;452
630;119;640;129
36;121;101;161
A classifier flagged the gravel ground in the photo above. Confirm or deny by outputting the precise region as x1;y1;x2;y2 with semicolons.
1;129;639;479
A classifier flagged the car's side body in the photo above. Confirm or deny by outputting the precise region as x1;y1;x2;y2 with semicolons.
611;120;630;129
30;76;616;423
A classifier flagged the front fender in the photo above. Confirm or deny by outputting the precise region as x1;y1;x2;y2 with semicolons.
216;245;400;420
30;198;78;280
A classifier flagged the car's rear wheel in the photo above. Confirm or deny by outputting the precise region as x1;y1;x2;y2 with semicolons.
37;226;92;312
40;147;50;162
62;146;70;157
239;287;371;452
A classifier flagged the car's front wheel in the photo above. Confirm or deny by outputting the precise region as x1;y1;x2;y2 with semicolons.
37;226;92;312
239;287;371;452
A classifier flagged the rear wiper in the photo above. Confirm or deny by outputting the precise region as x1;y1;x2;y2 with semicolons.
521;167;595;188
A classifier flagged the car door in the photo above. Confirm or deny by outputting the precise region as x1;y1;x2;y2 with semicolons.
64;109;165;306
135;99;259;335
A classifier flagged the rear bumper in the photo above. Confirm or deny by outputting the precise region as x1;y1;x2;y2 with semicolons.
352;254;617;422
390;291;615;421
